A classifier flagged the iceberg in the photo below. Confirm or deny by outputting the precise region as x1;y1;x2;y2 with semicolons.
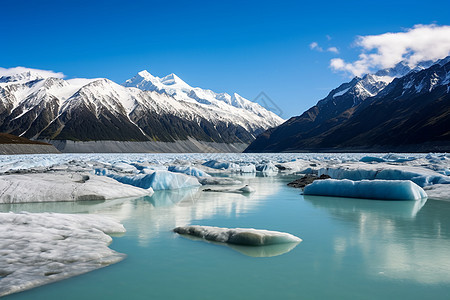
202;160;240;171
108;170;200;190
0;212;125;297
303;179;427;201
0;173;152;203
319;163;450;187
256;162;279;174
239;164;256;173
197;177;242;185
112;162;138;173
168;165;211;177
173;225;302;246
423;184;450;201
203;185;256;194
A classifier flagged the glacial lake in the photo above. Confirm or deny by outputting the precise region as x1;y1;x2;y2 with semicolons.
2;173;450;299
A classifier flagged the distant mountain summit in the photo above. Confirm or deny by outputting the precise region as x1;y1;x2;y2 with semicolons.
0;69;283;152
124;70;282;123
245;56;450;152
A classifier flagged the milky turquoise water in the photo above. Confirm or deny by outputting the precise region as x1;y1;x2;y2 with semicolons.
2;174;450;299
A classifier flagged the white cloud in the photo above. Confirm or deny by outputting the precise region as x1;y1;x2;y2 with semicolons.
330;24;450;77
310;42;339;54
327;47;339;54
0;66;65;79
310;42;323;52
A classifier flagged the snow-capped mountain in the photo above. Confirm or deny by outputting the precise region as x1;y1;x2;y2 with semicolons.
0;70;284;152
245;56;450;152
124;70;282;125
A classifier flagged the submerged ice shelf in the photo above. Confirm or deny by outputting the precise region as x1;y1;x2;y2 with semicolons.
0;212;125;297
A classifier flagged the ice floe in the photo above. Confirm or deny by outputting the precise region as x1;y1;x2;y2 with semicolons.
319;162;450;187
197;177;242;186
203;185;256;194
173;225;302;246
423;184;450;201
107;170;200;190
202;160;240;171
168;165;211;177
0;212;125;297
0;173;152;203
255;162;279;174
303;179;427;201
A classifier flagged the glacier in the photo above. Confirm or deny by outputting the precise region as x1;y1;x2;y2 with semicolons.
303;179;427;200
0;212;125;297
173;225;302;246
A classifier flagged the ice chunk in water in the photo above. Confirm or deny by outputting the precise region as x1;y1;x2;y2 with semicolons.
202;160;240;171
0;173;151;203
108;170;200;190
303;179;427;201
168;165;211;177
173;225;302;246
0;212;125;297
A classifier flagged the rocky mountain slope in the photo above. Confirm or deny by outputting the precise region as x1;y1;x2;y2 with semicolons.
0;70;283;152
245;57;450;152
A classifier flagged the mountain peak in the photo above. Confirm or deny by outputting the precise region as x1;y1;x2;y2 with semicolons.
0;71;44;83
137;70;152;78
160;73;188;87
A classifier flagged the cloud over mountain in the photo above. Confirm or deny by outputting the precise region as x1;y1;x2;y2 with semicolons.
0;67;65;79
330;24;450;76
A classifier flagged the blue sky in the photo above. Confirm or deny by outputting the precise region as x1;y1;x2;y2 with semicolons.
2;0;450;118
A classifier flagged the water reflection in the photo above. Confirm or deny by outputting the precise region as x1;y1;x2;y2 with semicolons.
303;195;427;219
177;234;300;257
304;195;450;284
148;188;199;207
0;176;280;249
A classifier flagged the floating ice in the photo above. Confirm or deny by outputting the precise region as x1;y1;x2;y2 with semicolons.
239;164;256;173
202;160;240;171
203;185;255;194
0;173;152;203
168;165;211;177
0;212;125;297
423;184;450;201
173;225;302;246
256;162;279;174
112;162;138;173
303;179;427;201
360;156;386;163
197;177;242;186
319;163;450;187
108;170;200;190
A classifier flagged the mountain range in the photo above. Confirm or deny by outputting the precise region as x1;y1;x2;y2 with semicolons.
245;57;450;152
0;70;283;152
